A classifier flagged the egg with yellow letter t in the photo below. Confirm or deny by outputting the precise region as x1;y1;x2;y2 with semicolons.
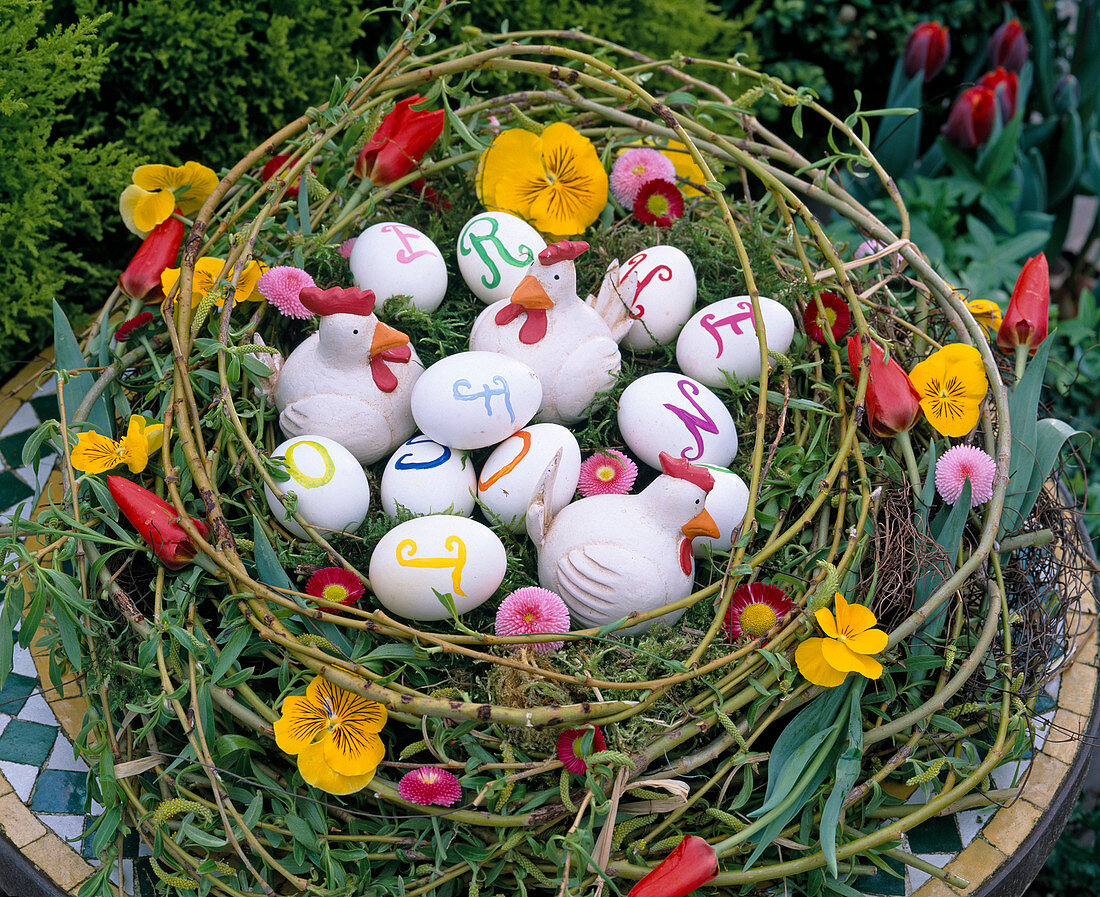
369;515;507;620
264;435;371;540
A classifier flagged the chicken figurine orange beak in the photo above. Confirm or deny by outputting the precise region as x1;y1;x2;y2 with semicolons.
681;507;720;540
370;321;409;357
509;274;554;309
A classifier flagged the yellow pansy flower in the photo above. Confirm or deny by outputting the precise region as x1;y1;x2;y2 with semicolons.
274;676;387;795
119;161;218;237
659;140;707;197
160;257;266;307
477;122;608;239
70;416;164;475
795;594;888;688
908;343;989;438
964;299;1003;336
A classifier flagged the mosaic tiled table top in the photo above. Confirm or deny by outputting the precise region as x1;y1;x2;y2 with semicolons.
0;355;1095;897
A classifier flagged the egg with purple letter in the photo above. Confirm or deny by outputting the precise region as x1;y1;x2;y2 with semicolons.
675;296;795;387
349;221;448;313
692;464;750;556
478;423;581;531
619;246;697;351
380;435;477;519
264;435;371;539
617;372;738;470
457;212;547;304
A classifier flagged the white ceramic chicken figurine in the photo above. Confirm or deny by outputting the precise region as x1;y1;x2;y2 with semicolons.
269;286;424;464
527;450;719;635
469;241;638;423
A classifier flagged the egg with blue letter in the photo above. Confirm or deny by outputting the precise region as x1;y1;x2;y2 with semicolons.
264;435;371;539
380;434;477;519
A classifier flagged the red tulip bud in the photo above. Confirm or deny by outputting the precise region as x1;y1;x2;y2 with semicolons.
977;67;1019;122
626;835;718;897
118;217;185;302
989;18;1028;72
997;253;1049;353
942;86;997;149
354;95;445;185
107;476;209;570
847;336;922;438
903;21;951;82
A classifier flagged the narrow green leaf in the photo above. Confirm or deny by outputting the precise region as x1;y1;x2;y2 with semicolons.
820;680;866;876
251;518;292;591
53;300;112;435
999;337;1054;535
210;626;252;683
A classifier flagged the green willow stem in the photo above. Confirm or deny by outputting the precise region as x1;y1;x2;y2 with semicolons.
894;430;922;491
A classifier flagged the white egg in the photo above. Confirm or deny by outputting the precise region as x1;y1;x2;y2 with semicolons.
380;435;477;519
264;435;370;539
617;372;738;470
349;221;448;313
693;464;750;557
478;423;581;532
619;246;697;351
676;295;795;387
369;515;507;620
411;351;542;450
457;212;546;304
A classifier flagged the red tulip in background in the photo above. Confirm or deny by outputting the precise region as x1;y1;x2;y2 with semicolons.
942;86;997;149
997;253;1050;353
353;95;445;185
626;835;719;897
261;154;302;199
977;67;1019;122
989;18;1028;72
903;21;950;82
107;476;210;570
846;336;922;438
118;216;185;302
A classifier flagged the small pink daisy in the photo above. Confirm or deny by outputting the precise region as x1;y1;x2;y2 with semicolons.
577;449;638;497
398;767;462;807
257;266;316;319
724;583;793;640
305;567;365;607
610;148;676;207
338;238;357;259
935;445;997;507
633;179;684;227
495;587;571;653
556;727;607;774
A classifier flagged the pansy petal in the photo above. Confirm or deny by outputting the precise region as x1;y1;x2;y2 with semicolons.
662;140;706;197
132;164;176;192
814;606;839;639
323;729;385;778
119;185;153;238
821;639;884;680
297;739;377;795
274;694;328;755
70;432;123;474
314;677;388;732
133;190;175;234
844;627;889;655
835;599;879;637
795;638;849;687
173;161;219;216
478;129;545;216
234;260;267;303
143;423;165;455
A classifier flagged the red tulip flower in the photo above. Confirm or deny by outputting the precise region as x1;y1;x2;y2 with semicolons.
989;18;1028;72
118;217;185;302
846;336;922;438
261;154;302;199
977;67;1019;122
997;253;1049;354
942;86;997;149
107;476;210;570
903;21;950;82
626;835;718;897
353;95;445;185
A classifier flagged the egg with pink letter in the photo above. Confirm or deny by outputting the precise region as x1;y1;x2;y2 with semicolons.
619;246;697;351
349;221;448;313
617;372;738;470
478;423;581;532
380;435;477;519
675;296;795;387
457;212;547;304
692;464;750;556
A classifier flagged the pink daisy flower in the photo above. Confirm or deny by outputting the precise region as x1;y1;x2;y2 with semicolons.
338;238;357;259
495;587;571;653
257;266;316;319
398;767;462;807
556;727;607;774
577;449;638;497
305;567;365;607
935;445;997;507
724;583;793;640
610;148;676;207
633;179;684;227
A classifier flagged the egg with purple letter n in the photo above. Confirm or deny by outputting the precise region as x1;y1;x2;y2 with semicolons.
457;212;546;304
617;372;738;470
676;295;795;387
619;246;697;351
349;221;448;313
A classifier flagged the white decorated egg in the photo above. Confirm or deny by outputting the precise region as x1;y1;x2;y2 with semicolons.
380;435;477;519
349;221;448;313
411;351;542;450
369;515;507;620
478;423;581;532
693;464;750;556
675;295;795;388
457;212;547;304
617;372;738;470
264;435;370;539
619;246;697;351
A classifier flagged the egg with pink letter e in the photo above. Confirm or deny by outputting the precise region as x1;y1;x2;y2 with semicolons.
617;372;738;470
349;221;448;313
676;295;795;387
619;246;697;351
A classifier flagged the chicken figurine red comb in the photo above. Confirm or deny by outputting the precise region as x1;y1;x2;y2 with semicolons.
659;451;716;492
538;240;589;265
298;285;377;317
